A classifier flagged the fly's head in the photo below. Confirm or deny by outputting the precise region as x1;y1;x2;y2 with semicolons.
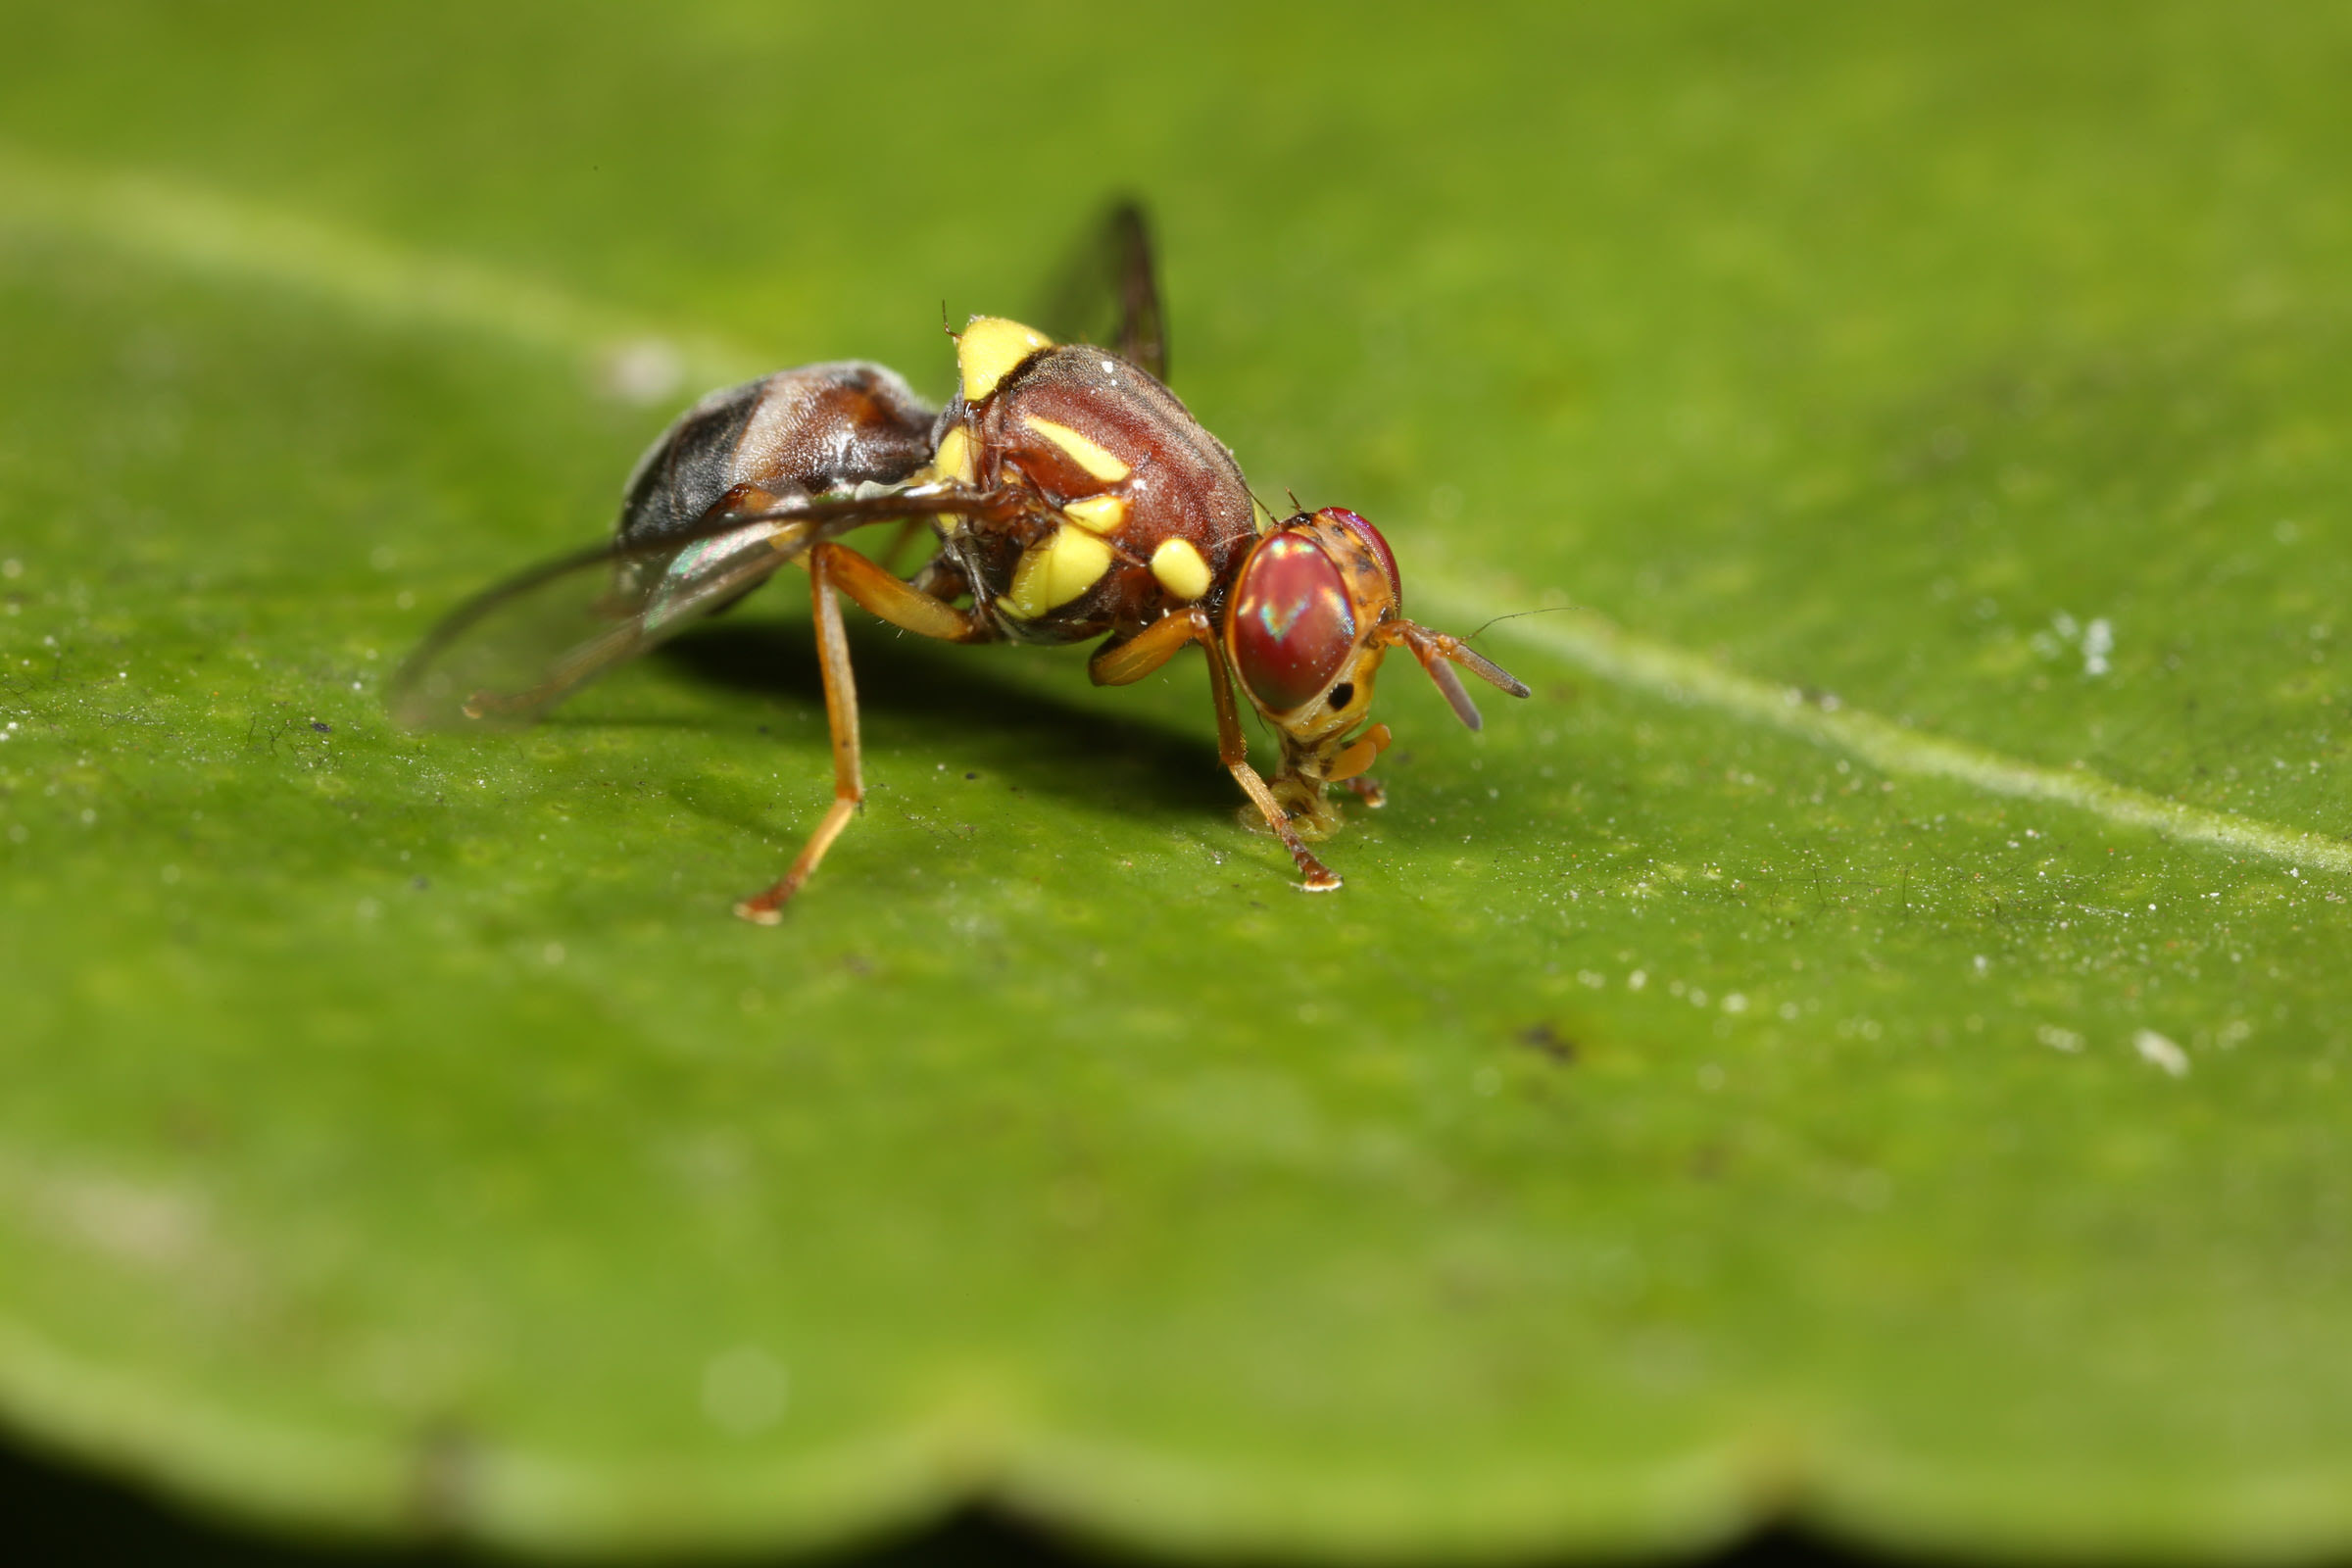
1221;507;1529;833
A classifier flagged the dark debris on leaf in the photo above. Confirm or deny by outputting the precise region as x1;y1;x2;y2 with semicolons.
1516;1022;1577;1063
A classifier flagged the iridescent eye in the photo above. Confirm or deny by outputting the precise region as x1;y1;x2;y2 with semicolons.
1321;507;1401;607
1227;532;1356;712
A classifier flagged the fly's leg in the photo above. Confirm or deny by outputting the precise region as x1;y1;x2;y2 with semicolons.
734;543;986;923
1090;612;1342;893
1324;722;1391;808
734;549;862;924
814;542;989;643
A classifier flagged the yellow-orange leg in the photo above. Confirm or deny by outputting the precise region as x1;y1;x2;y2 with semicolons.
1091;611;1343;892
734;543;986;923
1323;721;1391;808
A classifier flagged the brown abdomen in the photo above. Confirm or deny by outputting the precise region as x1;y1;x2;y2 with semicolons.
617;362;938;546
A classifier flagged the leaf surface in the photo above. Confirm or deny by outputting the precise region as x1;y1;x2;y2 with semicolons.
2;4;2350;1560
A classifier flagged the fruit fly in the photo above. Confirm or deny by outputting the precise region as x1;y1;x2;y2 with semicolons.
391;208;1527;921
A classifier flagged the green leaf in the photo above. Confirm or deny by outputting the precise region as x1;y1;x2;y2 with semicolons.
4;4;2350;1560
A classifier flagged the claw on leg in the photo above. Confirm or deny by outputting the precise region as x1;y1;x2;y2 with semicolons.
735;796;859;923
1229;760;1343;892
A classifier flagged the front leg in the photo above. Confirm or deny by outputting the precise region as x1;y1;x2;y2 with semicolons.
1090;612;1342;893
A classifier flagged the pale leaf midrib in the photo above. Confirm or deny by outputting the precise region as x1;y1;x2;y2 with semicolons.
8;144;2341;879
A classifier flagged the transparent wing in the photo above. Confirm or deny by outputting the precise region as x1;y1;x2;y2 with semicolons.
1039;200;1167;383
387;488;997;730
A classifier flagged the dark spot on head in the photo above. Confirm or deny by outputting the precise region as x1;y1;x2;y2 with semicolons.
1329;681;1354;710
310;719;332;733
965;771;978;780
1516;1023;1577;1063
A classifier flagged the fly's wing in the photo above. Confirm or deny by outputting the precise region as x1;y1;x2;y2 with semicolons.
1039;200;1167;383
387;522;797;729
388;488;996;730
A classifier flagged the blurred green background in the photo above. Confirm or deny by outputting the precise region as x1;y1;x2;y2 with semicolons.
5;4;2352;1563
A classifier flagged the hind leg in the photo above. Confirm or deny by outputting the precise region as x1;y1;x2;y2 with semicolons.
732;543;988;922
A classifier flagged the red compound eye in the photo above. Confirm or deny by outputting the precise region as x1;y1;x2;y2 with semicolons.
1321;507;1401;607
1228;532;1357;712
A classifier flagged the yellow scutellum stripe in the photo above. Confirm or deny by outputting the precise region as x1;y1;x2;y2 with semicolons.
1418;578;2352;878
1022;416;1131;482
10;144;2343;880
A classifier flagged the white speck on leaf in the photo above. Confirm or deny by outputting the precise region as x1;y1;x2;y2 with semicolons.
604;337;685;405
2082;617;2114;676
701;1346;789;1436
2134;1029;2188;1077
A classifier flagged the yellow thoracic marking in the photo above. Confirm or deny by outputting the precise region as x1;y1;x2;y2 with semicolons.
1150;537;1212;601
1061;493;1129;534
1004;526;1113;618
1251;497;1276;535
957;317;1053;403
1022;416;1132;483
934;424;975;485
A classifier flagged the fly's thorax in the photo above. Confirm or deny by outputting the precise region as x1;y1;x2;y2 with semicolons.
940;318;1257;642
